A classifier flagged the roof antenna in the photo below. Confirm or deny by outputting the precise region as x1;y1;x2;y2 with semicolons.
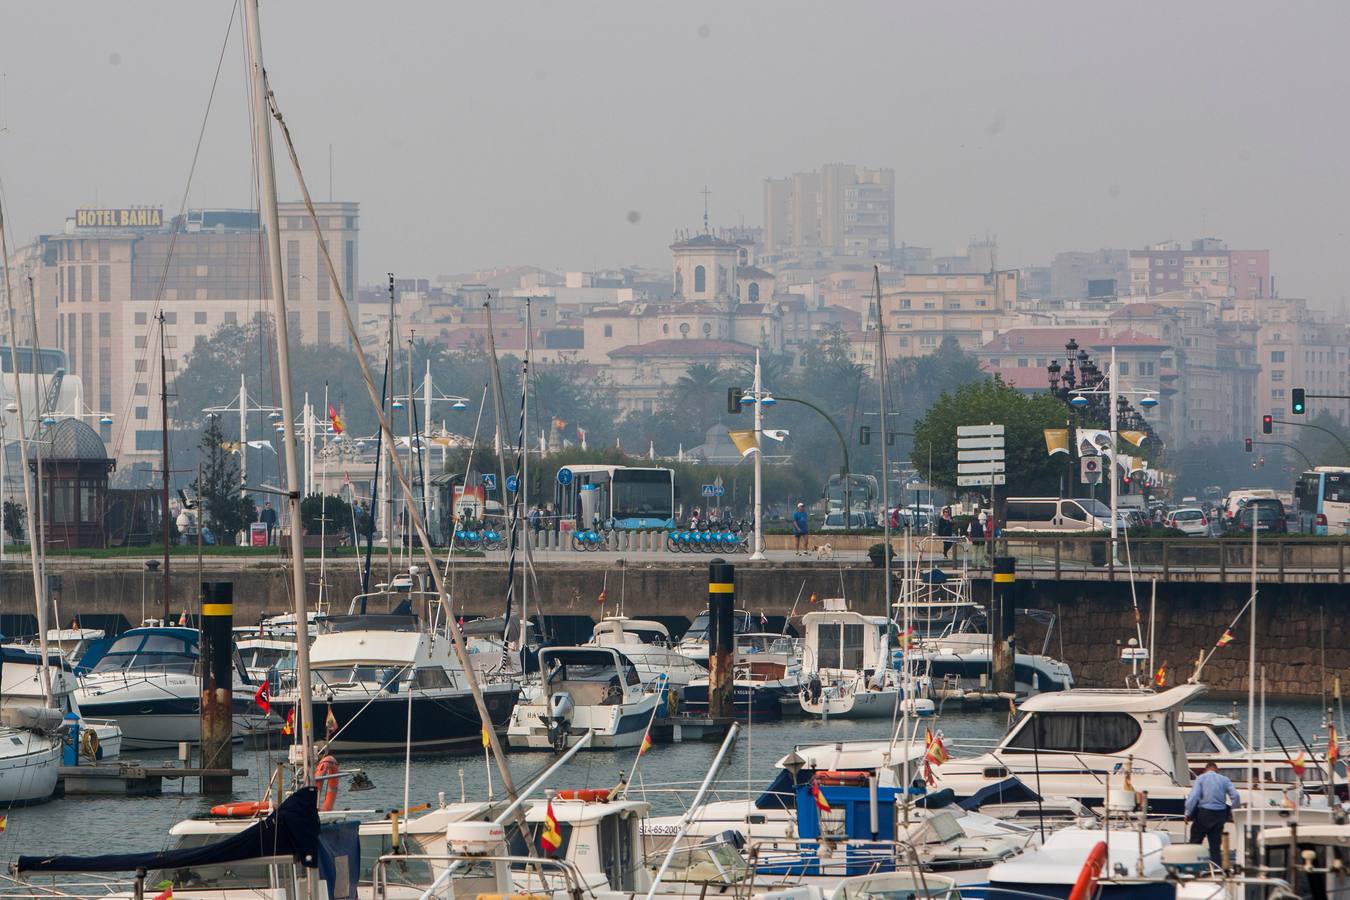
701;185;711;234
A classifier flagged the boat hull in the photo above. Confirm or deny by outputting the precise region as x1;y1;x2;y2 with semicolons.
0;732;61;804
680;680;793;721
272;683;519;755
76;680;271;750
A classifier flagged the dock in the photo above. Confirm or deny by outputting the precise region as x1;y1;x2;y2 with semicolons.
58;763;249;797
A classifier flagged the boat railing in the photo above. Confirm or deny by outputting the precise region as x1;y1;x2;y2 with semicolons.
742;834;938;885
371;851;588;900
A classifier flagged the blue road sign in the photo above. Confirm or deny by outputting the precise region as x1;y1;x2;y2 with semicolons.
557;467;573;486
481;473;497;490
701;484;724;497
506;474;519;493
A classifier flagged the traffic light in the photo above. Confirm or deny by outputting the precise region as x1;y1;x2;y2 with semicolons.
1244;437;1253;453
859;425;872;446
727;387;743;415
1292;388;1306;415
1262;415;1273;434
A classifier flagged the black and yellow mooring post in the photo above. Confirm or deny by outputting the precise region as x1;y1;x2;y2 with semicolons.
200;582;234;793
708;560;736;721
991;557;1016;695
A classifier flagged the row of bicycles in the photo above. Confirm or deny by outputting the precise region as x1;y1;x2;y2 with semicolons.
452;520;508;551
665;520;753;554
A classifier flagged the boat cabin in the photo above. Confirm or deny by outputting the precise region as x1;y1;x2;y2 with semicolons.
591;617;672;648
540;647;643;707
801;608;891;676
520;796;651;893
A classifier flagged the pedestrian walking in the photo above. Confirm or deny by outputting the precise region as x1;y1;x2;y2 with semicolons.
792;502;810;555
937;506;954;558
260;500;278;545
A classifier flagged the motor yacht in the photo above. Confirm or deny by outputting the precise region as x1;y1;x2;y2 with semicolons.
508;646;662;750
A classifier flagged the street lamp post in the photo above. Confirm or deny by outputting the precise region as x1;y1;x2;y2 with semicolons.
749;352;765;560
772;395;850;533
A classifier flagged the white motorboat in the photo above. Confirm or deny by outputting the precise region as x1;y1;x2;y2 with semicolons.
898;568;1074;700
508;646;661;750
74;626;269;750
682;632;802;721
800;599;931;719
269;584;519;755
2;644;121;762
587;616;707;690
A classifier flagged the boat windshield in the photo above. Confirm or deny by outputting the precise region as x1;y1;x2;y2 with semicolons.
648;841;747;885
240;646;295;672
89;634;197;674
834;873;959;900
313;664;409;691
149;851;294;892
1213;725;1246;752
684;611;756;643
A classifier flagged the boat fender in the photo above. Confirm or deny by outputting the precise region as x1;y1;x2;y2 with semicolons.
79;729;100;760
1067;840;1108;900
666;690;680;716
211;799;273;817
555;788;611;802
315;755;340;811
816;770;871;786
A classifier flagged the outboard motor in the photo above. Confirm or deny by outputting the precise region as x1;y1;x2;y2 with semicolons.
547;691;575;752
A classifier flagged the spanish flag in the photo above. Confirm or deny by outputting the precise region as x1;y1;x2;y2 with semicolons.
540;800;563;854
328;404;344;435
1330;725;1340;764
809;592;817;604
1216;629;1235;648
282;707;295;736
1153;662;1167;687
324;705;338;740
598;588;607;606
1292;751;1308;778
810;781;831;813
153;888;172;900
925;727;950;765
639;730;653;756
0;815;7;832
481;726;490;750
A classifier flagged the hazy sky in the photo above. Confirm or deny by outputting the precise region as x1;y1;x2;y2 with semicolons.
2;1;1348;307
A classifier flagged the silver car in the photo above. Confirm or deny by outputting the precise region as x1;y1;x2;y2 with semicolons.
1167;507;1210;536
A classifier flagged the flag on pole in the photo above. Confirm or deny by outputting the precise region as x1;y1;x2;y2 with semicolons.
639;729;653;756
1216;629;1234;648
325;705;338;740
1153;662;1167;687
481;726;491;749
0;815;8;832
152;887;172;900
924;727;950;765
540;800;563;854
1329;725;1340;764
809;781;831;813
328;404;345;434
282;707;295;736
760;612;768;627
1008;696;1017;717
809;592;818;604
598;589;607;606
727;429;760;457
252;678;271;714
1292;751;1308;778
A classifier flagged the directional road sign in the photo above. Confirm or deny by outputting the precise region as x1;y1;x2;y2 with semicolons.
956;423;1005;484
956;424;1006;438
956;474;1007;487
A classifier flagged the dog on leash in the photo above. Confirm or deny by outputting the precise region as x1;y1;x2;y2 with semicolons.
814;543;835;560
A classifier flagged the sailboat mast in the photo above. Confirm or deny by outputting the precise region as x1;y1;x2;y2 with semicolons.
874;267;892;615
520;298;530;653
242;0;316;781
158;310;171;623
0;205;52;705
386;275;396;580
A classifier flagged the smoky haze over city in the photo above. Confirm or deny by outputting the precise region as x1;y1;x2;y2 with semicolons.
1;1;1348;304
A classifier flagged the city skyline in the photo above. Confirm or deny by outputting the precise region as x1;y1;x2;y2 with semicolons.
1;1;1348;309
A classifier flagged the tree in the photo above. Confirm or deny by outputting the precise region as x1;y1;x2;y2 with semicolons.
912;378;1068;496
3;500;24;544
300;493;353;540
193;417;255;544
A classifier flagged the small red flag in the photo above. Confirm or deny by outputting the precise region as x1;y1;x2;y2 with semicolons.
540;800;563;854
282;707;295;736
810;781;831;813
252;679;271;715
328;404;344;435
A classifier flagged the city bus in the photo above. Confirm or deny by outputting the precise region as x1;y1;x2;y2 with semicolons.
554;465;676;530
1294;467;1350;535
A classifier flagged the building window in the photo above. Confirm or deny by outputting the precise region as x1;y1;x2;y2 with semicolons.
748;282;760;303
317;311;330;344
81;266;92;302
702;322;712;336
134;335;146;349
135;360;147;373
135;383;147;396
98;266;111;302
603;325;613;338
164;312;176;324
99;313;111;339
1118;362;1129;375
344;240;355;299
134;407;148;420
679;322;690;336
694;265;706;293
195;311;207;325
286;240;301;299
224;311;237;324
1270;351;1285;363
1271;370;1284;382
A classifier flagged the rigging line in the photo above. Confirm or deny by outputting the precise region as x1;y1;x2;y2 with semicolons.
441;382;490;595
112;0;240;453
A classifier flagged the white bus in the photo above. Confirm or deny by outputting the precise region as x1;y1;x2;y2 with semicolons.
554;465;676;530
1294;467;1350;535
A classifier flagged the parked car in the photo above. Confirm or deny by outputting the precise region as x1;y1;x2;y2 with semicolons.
1233;498;1287;533
1167;507;1210;537
821;511;878;531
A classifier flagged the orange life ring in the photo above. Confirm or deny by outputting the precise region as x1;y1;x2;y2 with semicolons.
210;799;272;818
315;755;340;812
1067;840;1109;900
555;788;611;802
816;770;871;786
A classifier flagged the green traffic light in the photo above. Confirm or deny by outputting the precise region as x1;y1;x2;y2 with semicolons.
1292;387;1306;415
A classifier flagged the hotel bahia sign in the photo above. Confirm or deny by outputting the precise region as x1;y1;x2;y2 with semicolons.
74;207;164;229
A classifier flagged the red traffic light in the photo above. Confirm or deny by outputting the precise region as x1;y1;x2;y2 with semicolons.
1244;437;1253;453
1262;415;1273;434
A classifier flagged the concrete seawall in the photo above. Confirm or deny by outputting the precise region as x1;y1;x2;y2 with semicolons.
5;557;1346;697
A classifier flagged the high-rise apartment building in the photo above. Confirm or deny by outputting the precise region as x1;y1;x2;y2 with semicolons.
763;163;895;260
1128;239;1270;300
14;203;358;469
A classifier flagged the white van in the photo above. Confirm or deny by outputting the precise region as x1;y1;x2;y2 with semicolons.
1003;497;1118;532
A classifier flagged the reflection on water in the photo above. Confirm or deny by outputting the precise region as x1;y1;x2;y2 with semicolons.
0;696;1333;861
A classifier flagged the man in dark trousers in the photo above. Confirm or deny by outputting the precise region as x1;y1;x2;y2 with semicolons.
260;500;278;546
1185;761;1240;864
